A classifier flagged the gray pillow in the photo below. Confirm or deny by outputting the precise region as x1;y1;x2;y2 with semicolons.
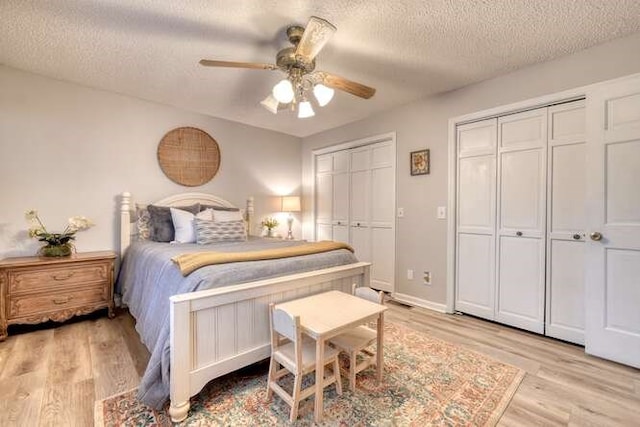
147;204;200;242
200;204;240;212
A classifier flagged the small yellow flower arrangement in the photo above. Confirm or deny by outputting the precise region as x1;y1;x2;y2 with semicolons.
261;217;279;237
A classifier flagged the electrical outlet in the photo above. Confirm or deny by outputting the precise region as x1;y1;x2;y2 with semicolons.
397;207;404;218
423;271;431;285
407;269;414;280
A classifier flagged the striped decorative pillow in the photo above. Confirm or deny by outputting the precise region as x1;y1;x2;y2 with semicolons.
195;219;247;244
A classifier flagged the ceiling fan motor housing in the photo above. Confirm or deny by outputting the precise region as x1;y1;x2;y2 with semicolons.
276;46;316;74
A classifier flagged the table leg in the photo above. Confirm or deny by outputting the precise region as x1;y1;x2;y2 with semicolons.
377;312;384;382
314;337;325;423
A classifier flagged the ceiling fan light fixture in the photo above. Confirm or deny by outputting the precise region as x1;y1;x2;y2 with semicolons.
272;79;294;103
260;94;279;114
313;84;334;107
298;100;315;118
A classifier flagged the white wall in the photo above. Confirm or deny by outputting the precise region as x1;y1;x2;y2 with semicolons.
0;66;302;258
302;32;640;306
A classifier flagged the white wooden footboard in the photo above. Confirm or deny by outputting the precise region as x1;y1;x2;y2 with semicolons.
168;261;371;422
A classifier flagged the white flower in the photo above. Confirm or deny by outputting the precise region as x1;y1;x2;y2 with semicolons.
67;216;95;232
28;226;45;238
25;209;38;221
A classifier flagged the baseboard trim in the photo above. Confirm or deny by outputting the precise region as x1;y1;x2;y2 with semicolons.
391;293;448;313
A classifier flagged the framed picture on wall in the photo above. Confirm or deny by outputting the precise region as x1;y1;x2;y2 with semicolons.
410;149;430;175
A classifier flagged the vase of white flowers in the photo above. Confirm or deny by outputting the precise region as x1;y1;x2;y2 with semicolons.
25;209;95;257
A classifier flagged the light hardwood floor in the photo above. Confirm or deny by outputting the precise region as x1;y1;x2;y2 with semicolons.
0;302;638;426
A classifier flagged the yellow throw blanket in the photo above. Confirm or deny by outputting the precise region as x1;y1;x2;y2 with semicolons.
172;241;354;276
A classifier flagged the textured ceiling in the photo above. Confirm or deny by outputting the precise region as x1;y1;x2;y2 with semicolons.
2;0;640;137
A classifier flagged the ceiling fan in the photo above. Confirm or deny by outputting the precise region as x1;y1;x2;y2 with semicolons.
199;16;376;118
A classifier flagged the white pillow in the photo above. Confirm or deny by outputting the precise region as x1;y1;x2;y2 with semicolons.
213;209;244;222
171;208;214;243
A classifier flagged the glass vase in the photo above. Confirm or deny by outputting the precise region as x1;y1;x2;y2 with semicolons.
39;243;73;257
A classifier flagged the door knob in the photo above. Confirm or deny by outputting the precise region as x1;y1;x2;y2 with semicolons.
516;231;523;237
590;231;603;241
356;222;361;227
572;234;581;240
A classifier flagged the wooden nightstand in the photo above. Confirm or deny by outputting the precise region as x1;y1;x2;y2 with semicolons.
0;250;116;341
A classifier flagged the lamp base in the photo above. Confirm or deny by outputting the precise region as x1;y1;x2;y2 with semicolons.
286;215;294;240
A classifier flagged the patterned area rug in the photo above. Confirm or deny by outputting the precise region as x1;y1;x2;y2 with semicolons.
95;321;524;426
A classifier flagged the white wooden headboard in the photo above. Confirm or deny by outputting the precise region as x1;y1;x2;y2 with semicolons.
119;191;254;257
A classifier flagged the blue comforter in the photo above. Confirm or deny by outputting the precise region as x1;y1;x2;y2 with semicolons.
116;237;357;408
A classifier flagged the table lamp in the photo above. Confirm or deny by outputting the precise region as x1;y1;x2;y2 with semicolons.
281;196;301;240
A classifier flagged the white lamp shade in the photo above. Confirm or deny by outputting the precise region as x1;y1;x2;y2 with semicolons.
272;79;294;103
281;196;301;212
313;84;335;107
298;101;315;118
260;94;279;114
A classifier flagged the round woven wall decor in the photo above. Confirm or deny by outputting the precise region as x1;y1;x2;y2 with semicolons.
157;127;220;187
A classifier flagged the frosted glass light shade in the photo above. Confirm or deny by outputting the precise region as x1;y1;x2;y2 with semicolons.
272;79;294;103
281;196;301;212
260;94;279;114
313;84;334;106
298;101;315;118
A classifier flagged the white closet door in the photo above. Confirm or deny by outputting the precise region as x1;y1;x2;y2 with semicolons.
585;75;640;368
370;141;395;291
349;147;371;262
496;109;547;333
455;118;497;319
546;100;586;344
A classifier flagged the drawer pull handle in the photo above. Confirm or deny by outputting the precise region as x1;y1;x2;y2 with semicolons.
52;272;75;281
53;297;71;305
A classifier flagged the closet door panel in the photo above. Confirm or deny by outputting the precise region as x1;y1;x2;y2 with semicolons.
458;156;495;232
350;170;369;224
456;233;495;319
458;119;497;157
496;109;546;334
333;150;350;173
547;239;585;343
316;224;332;242
497;236;545;333
332;172;349;224
371;227;394;292
371;166;394;227
316;173;333;224
332;225;349;244
499;149;545;233
455;118;497;318
350;226;371;262
499;109;546;150
549;143;586;233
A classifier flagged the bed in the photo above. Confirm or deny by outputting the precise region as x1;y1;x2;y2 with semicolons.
117;191;371;422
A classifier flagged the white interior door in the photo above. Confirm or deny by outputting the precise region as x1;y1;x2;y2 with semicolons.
546;100;586;345
585;75;640;368
350;147;371;264
496;109;547;334
455;118;497;319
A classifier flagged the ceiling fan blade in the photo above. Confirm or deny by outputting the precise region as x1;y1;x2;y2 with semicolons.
320;72;376;99
199;59;278;71
295;16;336;61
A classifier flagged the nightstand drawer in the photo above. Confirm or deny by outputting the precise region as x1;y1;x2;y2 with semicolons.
8;286;107;318
8;263;109;294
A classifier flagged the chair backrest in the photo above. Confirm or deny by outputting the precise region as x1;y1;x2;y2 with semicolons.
269;303;303;371
352;283;384;304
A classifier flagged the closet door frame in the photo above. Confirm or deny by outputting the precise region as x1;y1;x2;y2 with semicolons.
312;132;397;292
447;90;588;314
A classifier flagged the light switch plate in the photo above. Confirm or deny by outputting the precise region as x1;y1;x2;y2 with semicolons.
397;207;404;218
437;206;446;219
